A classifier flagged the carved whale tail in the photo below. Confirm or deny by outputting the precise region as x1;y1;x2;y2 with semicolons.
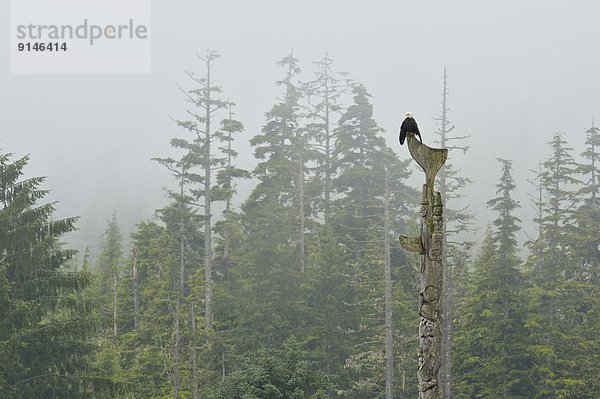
407;133;448;187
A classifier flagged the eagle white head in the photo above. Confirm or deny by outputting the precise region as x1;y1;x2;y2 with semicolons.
405;112;413;118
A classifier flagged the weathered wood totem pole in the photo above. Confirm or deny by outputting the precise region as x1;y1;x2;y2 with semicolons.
399;133;447;399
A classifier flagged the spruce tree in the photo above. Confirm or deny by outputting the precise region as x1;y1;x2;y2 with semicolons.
90;213;127;397
210;102;250;385
524;133;598;398
214;101;250;278
231;52;311;352
128;220;182;398
247;51;311;272
454;159;532;398
304;53;351;224
213;339;333;398
578;122;600;202
0;153;107;398
331;84;416;397
150;159;196;398
96;212;124;344
572;123;600;283
172;49;230;330
529;133;581;283
155;49;245;397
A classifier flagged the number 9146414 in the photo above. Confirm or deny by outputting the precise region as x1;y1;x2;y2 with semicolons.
18;42;67;52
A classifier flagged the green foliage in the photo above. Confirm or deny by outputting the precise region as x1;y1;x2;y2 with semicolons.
216;67;419;399
571;124;600;283
246;52;307;229
486;159;521;259
8;52;600;399
303;53;351;223
97;212;123;294
540;134;581;251
0;153;111;398
454;160;532;398
212;339;333;399
578;124;600;201
326;84;418;397
524;281;600;399
521;133;600;398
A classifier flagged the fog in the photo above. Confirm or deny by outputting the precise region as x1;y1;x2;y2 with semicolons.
2;0;600;256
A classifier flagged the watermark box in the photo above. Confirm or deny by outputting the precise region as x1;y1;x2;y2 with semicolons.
9;0;151;74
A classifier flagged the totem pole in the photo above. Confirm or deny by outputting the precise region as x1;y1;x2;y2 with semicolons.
399;133;447;399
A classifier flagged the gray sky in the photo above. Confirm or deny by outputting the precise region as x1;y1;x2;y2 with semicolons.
2;0;600;256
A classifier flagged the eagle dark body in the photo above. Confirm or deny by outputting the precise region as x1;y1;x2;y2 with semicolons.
399;116;422;145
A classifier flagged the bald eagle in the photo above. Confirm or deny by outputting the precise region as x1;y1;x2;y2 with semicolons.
399;112;422;145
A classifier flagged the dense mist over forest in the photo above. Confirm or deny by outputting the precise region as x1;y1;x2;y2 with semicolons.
2;0;600;257
2;1;600;398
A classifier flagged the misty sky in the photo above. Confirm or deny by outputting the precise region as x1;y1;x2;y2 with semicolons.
2;0;600;256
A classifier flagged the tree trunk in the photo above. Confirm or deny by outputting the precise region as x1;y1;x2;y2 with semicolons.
222;345;227;378
324;64;331;225
113;271;118;344
173;297;180;399
132;249;139;331
298;150;306;272
384;167;394;399
224;105;233;278
592;123;596;202
132;249;140;360
204;57;214;329
173;174;185;399
439;66;452;399
191;300;199;399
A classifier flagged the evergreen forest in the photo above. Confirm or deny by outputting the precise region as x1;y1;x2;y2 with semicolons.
1;51;599;399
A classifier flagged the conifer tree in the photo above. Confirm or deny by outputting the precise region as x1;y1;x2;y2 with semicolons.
304;53;351;224
572;122;600;283
578;121;600;202
487;159;521;259
229;52;311;353
172;49;229;329
214;101;250;277
154;122;206;398
454;159;532;398
210;102;250;385
97;213;124;344
528;133;581;283
213;340;333;398
247;51;311;272
331;84;416;397
524;134;598;398
0;153;107;398
128;220;182;398
154;49;244;398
